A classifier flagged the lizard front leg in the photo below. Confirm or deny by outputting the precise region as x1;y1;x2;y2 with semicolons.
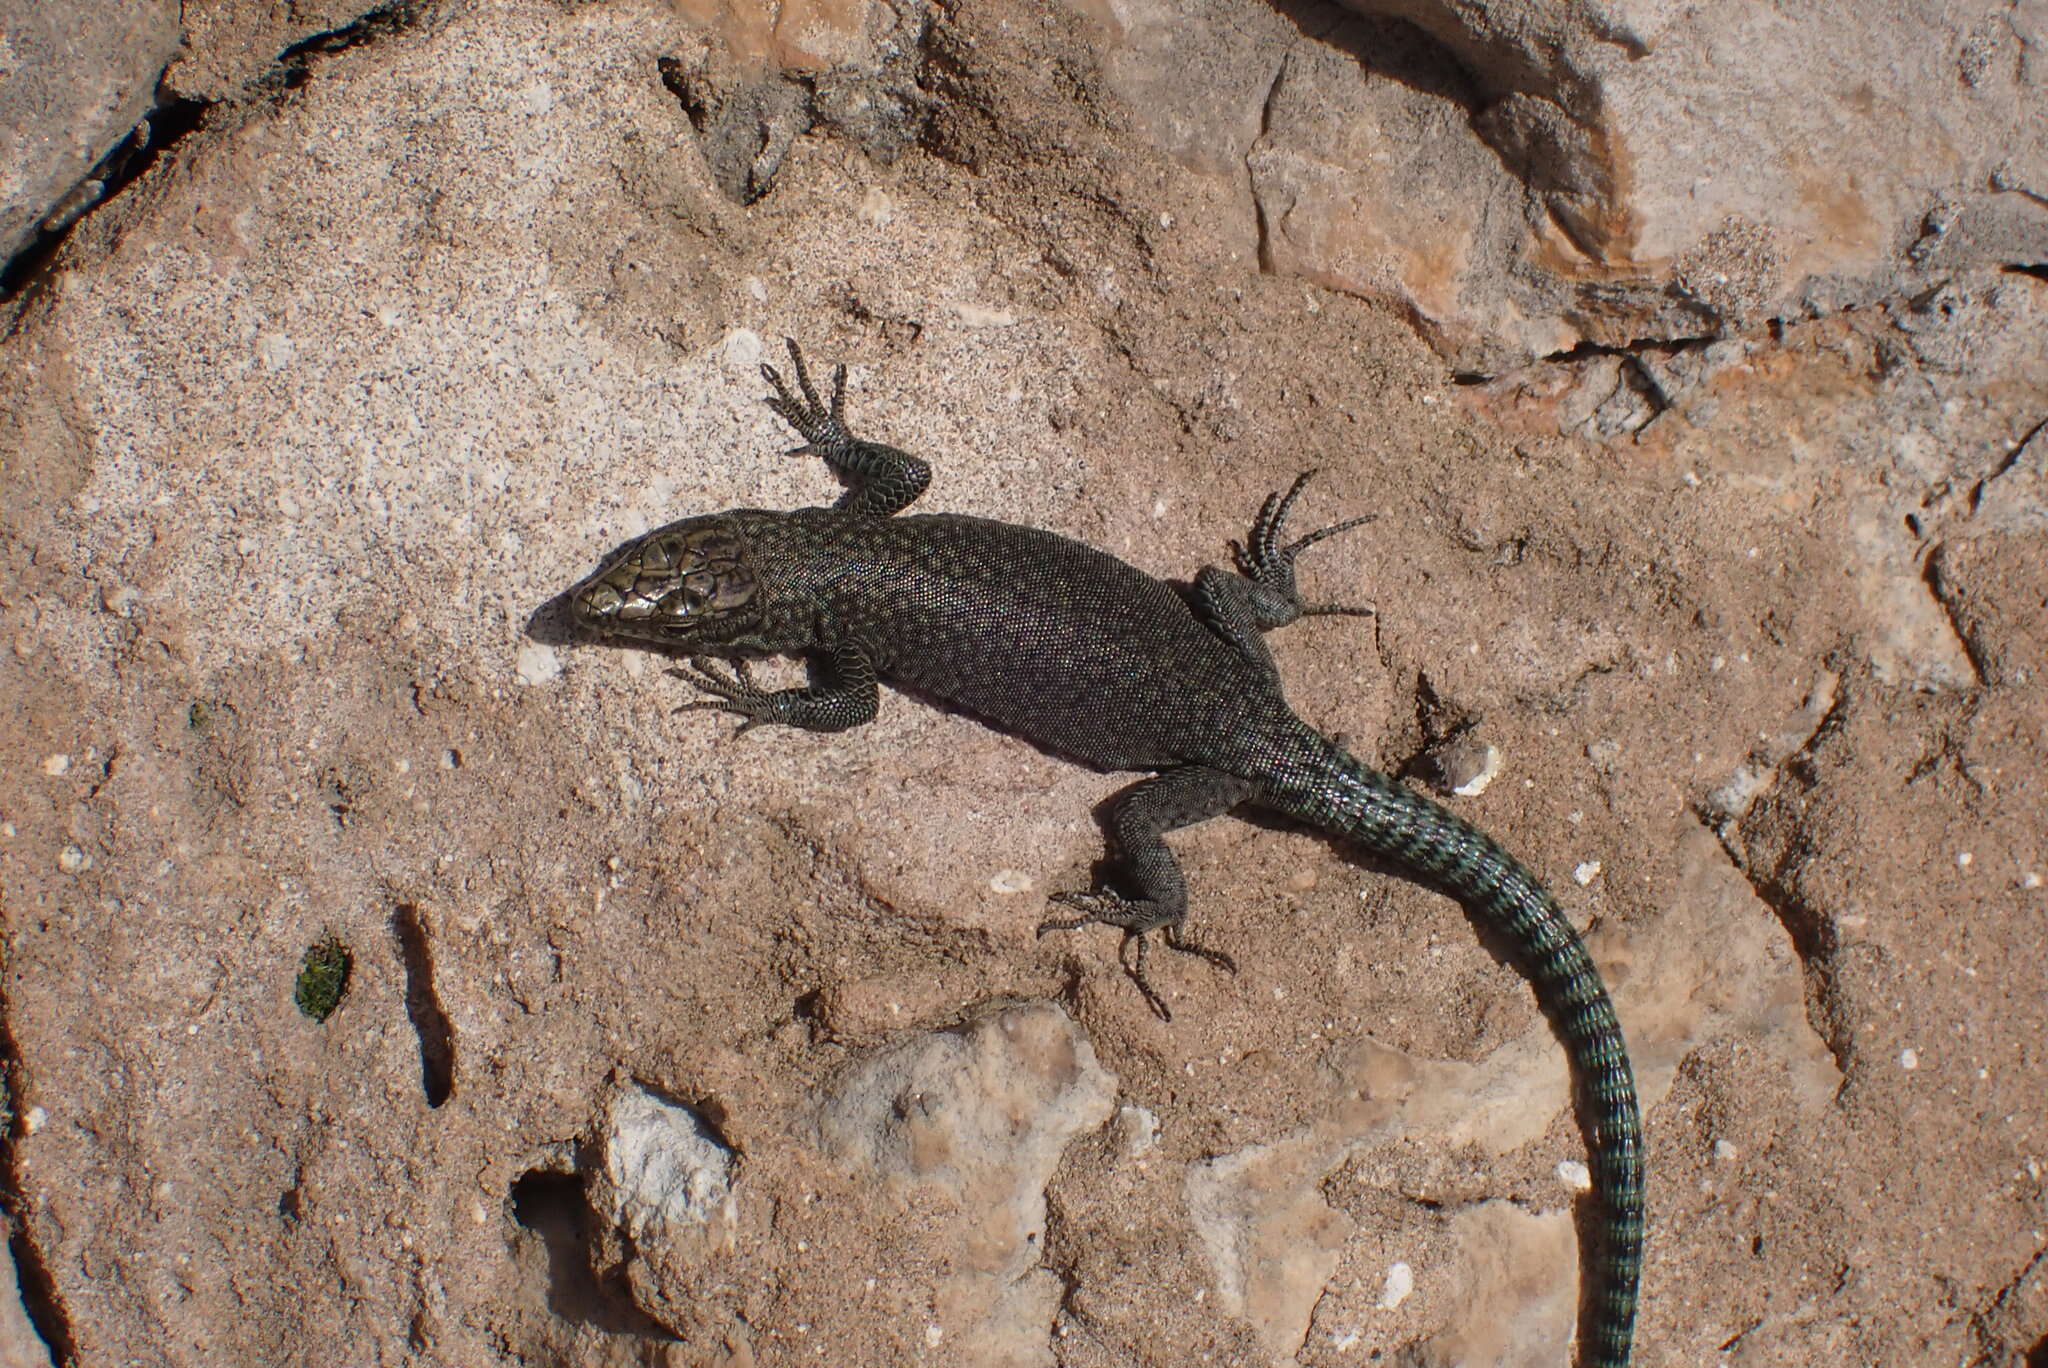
1039;765;1253;1020
674;642;879;734
761;339;933;516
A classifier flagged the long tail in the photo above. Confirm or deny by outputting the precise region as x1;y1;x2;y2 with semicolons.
1261;725;1643;1367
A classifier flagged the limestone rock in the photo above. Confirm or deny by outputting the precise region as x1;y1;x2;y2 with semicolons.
814;1003;1118;1365
1185;1134;1356;1363
0;0;180;261
1085;0;2048;367
1419;1201;1576;1368
590;1083;737;1271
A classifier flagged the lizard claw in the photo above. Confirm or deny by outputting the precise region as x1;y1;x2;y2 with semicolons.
673;655;754;697
670;658;780;732
1039;888;1153;934
762;338;855;455
1163;922;1238;976
1038;892;1236;1022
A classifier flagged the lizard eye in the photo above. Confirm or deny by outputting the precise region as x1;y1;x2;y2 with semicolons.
705;563;756;612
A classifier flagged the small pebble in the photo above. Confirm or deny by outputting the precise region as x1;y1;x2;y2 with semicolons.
1380;1261;1415;1309
720;328;763;368
1418;734;1500;797
858;187;895;226
514;643;561;686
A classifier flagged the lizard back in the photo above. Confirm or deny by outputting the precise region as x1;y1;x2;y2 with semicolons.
740;506;1292;773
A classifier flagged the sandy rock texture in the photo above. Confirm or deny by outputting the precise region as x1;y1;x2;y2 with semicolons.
0;0;180;263
0;1;2043;1366
1093;0;2048;368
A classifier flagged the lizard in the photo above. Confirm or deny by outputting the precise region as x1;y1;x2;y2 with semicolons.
566;340;1644;1367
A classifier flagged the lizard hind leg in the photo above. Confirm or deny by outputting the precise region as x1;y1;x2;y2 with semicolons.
1037;766;1253;1020
1229;469;1378;625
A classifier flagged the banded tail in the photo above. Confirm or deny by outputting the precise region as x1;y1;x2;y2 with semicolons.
1263;725;1644;1366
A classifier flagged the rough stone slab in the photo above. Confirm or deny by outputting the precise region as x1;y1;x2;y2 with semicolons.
1075;0;2048;366
0;0;180;261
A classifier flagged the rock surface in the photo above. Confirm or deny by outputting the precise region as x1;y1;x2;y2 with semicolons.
0;0;181;262
1086;0;2048;367
2;1;2045;1366
811;1004;1117;1365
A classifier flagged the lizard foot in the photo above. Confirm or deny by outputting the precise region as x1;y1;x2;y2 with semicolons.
761;338;856;462
1231;469;1378;618
670;657;780;734
1039;892;1236;1022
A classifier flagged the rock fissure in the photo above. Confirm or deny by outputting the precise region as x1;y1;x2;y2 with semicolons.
392;903;455;1109
2;0;425;308
0;1015;68;1366
0;94;203;307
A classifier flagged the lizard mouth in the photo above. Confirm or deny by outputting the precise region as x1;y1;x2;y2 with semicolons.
573;522;758;641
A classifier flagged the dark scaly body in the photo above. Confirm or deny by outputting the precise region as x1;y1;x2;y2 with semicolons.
567;344;1644;1366
734;508;1290;768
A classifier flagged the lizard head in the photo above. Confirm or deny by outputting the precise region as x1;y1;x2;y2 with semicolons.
572;517;761;645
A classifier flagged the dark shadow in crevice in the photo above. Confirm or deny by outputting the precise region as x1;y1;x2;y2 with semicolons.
2;0;428;308
0;94;204;307
0;1009;74;1365
2;1225;68;1367
1536;335;1720;368
267;0;428;92
392;903;455;1108
1265;0;1485;110
1704;821;1854;1079
508;1170;676;1340
1921;545;1991;688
